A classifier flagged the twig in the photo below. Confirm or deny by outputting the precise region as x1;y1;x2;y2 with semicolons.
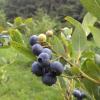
62;57;74;67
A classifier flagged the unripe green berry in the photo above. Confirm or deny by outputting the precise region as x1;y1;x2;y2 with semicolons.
95;54;100;66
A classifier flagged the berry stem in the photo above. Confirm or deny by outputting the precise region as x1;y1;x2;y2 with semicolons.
62;57;74;67
76;51;81;65
51;56;62;61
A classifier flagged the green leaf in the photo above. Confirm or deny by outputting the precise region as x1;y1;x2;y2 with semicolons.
61;27;73;36
11;41;36;60
89;26;100;48
61;33;68;47
71;66;80;75
14;17;23;26
81;79;100;100
60;33;69;56
82;50;95;59
24;18;33;25
9;29;24;44
82;13;97;36
80;0;100;20
65;16;87;55
49;36;65;55
82;59;100;81
81;59;100;99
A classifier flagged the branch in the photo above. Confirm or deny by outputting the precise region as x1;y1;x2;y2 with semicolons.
80;69;100;85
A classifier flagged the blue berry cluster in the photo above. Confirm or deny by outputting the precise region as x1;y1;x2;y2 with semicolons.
73;89;86;100
29;35;64;86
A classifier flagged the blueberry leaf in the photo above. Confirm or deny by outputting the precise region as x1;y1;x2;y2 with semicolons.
65;16;87;58
11;41;36;60
80;0;100;20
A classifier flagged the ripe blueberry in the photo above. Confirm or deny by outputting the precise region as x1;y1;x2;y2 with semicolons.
73;89;81;98
81;92;86;98
38;53;50;66
29;35;38;46
42;48;52;59
38;34;46;43
32;62;43;76
42;72;57;86
50;61;64;76
42;67;50;75
77;97;83;100
32;43;43;56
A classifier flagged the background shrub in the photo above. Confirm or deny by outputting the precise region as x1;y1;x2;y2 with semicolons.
4;0;85;22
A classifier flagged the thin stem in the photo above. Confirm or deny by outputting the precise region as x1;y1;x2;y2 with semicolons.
80;69;100;85
62;57;74;67
61;75;83;79
51;56;62;61
61;75;73;79
76;51;81;65
61;70;100;85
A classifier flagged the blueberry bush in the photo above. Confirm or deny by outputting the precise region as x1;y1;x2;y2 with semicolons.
0;0;100;100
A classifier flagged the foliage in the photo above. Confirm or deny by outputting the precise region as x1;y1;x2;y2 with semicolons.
32;9;60;34
4;0;85;21
0;13;100;100
0;0;6;9
0;0;100;100
6;10;60;36
0;13;63;99
80;0;100;20
0;10;7;28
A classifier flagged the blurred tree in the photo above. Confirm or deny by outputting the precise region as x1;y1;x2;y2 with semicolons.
4;0;85;22
0;10;7;27
0;0;6;9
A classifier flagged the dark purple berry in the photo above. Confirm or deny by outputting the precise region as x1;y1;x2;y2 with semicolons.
42;67;50;74
50;61;64;76
42;73;57;86
77;97;83;100
81;92;86;98
73;89;86;100
32;62;43;76
29;35;38;46
42;48;52;59
38;53;50;66
32;43;43;56
73;89;82;98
